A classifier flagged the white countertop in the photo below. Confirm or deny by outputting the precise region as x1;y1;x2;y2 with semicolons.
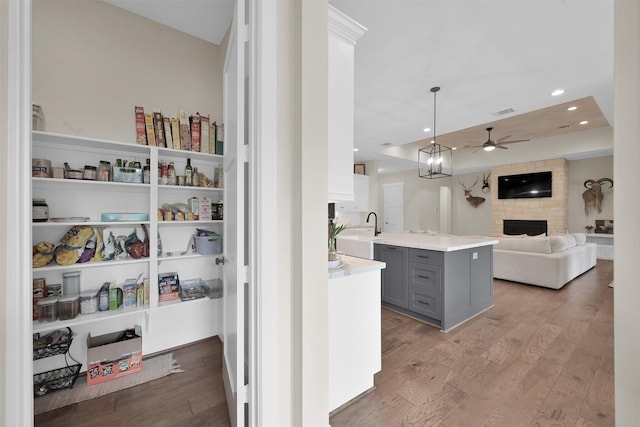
338;232;498;252
328;255;386;279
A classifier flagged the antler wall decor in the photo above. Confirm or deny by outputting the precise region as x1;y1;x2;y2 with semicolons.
582;178;613;215
459;177;486;208
481;172;491;194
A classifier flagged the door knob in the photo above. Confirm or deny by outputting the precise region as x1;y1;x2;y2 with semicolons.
215;257;224;265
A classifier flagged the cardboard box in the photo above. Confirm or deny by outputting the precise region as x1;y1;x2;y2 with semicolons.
158;272;180;302
86;326;142;386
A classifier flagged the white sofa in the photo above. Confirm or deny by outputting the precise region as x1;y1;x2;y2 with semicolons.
492;233;597;289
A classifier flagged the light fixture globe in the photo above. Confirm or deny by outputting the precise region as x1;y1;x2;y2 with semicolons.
418;86;452;179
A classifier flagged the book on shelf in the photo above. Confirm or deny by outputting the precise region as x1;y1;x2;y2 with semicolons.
135;106;147;145
200;115;210;153
179;109;191;151
190;112;201;152
144;113;156;146
163;116;173;150
153;110;166;148
215;123;224;155
171;117;181;150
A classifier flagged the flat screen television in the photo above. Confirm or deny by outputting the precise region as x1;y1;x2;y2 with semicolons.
498;171;552;199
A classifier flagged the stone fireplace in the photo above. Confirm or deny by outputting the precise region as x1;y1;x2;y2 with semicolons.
491;158;568;236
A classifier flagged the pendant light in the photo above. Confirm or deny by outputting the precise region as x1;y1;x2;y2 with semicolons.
418;86;452;179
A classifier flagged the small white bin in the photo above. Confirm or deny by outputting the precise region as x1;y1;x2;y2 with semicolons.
194;235;222;255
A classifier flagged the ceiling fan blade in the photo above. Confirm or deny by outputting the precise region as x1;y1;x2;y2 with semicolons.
499;139;529;144
496;145;509;149
497;135;513;142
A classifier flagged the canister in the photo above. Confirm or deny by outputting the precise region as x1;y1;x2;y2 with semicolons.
32;158;51;178
32;198;49;222
58;295;80;320
37;297;59;322
62;270;81;296
83;165;97;180
98;161;111;182
46;283;62;297
79;290;99;314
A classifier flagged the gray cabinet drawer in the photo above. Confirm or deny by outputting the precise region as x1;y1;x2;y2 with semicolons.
408;262;441;294
408;248;443;266
409;287;442;320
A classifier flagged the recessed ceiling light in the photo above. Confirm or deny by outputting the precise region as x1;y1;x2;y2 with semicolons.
430;140;435;144
580;120;589;125
423;127;431;133
551;89;565;96
567;106;577;111
353;148;359;152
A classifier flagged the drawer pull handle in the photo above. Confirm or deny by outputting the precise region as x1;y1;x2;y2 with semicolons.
417;255;430;259
417;300;430;306
417;275;430;279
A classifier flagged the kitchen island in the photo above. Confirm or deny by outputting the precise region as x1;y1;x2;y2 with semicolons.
328;255;385;413
337;233;498;331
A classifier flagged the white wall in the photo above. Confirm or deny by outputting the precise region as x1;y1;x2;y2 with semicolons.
614;0;640;424
32;0;224;141
567;156;614;233
373;157;612;237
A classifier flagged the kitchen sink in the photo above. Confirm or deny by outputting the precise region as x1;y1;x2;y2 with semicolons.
336;235;379;260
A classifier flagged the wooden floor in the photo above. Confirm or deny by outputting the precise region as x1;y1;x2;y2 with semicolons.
35;336;231;427
331;260;615;427
36;260;614;427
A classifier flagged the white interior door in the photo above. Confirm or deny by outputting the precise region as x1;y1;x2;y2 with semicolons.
383;182;404;232
222;1;247;425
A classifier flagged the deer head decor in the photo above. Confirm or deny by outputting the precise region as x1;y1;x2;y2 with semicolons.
582;178;613;215
459;177;486;208
481;172;491;194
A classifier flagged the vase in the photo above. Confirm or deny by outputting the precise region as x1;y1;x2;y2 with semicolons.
328;238;339;261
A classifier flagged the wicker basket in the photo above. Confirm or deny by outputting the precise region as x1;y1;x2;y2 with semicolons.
33;327;74;360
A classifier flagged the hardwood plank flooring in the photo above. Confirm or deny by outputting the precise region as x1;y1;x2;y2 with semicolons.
331;260;614;427
35;260;613;427
34;336;230;427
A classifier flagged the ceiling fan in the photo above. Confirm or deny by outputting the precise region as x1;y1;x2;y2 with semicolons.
466;127;530;152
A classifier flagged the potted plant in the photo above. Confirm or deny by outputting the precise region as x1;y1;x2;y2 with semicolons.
585;225;594;233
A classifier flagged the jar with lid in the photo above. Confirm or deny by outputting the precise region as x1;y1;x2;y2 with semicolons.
37;297;58;322
58;295;80;320
83;165;97;180
32;198;49;222
167;162;177;185
80;290;99;314
98;161;111;181
62;270;81;296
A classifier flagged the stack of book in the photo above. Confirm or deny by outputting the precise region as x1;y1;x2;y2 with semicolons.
134;106;223;155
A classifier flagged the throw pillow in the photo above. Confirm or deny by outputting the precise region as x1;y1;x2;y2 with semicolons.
549;236;569;253
574;233;587;245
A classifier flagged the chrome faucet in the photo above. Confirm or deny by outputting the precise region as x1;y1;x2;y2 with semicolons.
366;211;381;236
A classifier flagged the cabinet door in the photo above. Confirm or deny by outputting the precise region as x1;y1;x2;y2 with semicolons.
375;244;408;308
352;174;369;212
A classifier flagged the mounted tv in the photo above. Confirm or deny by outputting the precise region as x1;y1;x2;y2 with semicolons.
498;171;552;199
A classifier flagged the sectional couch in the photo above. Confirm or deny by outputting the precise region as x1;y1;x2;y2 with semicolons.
492;233;597;289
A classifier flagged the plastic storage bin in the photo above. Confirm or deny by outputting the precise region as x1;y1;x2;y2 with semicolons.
37;297;59;322
58;295;80;320
62;270;81;296
79;290;99;314
194;235;222;255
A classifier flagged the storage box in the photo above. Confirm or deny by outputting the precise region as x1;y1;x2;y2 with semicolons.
112;166;143;184
86;326;142;386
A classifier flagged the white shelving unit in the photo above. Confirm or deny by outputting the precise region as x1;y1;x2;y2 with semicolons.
32;131;224;373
